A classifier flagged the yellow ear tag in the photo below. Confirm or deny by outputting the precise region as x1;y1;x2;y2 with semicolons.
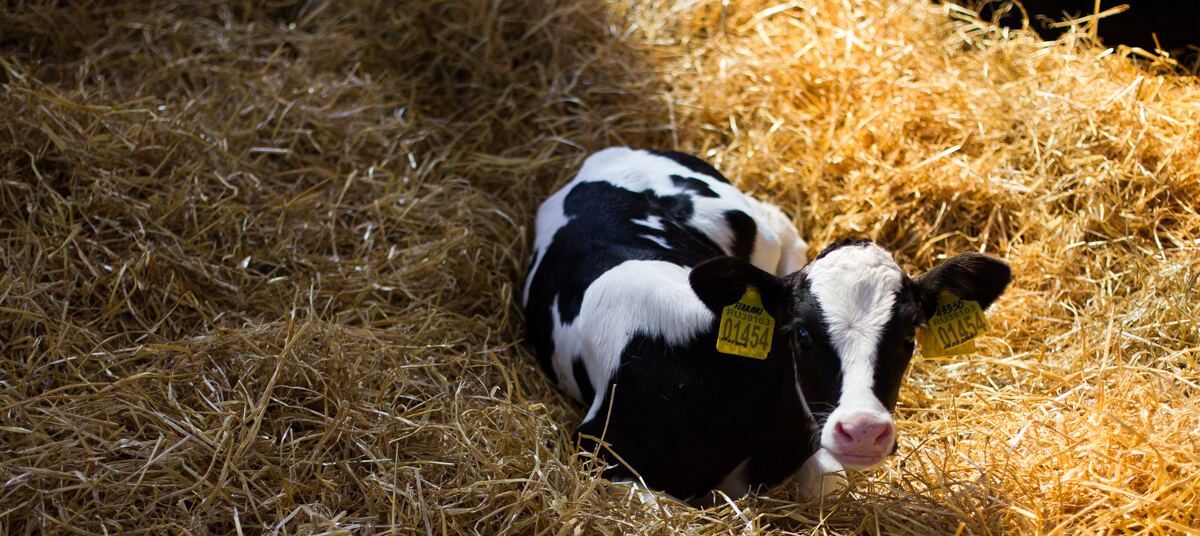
916;290;990;357
716;286;774;360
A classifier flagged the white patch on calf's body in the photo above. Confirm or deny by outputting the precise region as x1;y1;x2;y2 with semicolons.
524;188;569;306
795;449;848;498
752;199;808;275
683;200;739;257
631;215;665;232
547;297;584;400
640;234;672;249
552;260;713;420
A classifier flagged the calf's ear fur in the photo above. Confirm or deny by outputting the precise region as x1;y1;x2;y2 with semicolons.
689;256;785;314
913;253;1012;317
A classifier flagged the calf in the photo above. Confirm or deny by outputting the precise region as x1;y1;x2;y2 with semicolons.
522;147;1011;501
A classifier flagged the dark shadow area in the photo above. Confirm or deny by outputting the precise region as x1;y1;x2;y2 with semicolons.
0;0;674;348
942;0;1200;72
0;1;674;533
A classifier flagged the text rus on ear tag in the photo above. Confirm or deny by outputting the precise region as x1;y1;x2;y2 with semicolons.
716;286;774;360
916;290;990;357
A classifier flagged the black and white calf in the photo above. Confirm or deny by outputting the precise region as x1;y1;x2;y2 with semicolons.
522;147;1011;501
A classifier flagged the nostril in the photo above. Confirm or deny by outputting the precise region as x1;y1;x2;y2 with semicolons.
834;421;853;445
873;423;895;448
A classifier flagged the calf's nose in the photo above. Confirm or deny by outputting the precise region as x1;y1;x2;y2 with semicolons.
832;413;895;454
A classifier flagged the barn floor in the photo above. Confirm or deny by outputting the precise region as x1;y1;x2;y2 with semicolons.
2;1;1198;534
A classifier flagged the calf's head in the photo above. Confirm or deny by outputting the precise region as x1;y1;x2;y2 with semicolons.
691;239;1011;470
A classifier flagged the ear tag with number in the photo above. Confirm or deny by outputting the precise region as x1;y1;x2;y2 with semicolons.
716;286;774;360
916;290;990;357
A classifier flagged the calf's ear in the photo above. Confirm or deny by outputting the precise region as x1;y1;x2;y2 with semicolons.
689;256;785;314
913;252;1012;315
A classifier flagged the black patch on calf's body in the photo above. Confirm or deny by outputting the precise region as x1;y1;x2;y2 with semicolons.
576;330;813;499
644;187;695;222
572;358;595;404
670;174;719;197
723;210;757;261
648;150;731;183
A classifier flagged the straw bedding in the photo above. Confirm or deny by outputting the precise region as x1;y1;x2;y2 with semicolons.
2;0;1197;534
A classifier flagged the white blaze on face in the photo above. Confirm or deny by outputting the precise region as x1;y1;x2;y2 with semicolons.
805;243;903;465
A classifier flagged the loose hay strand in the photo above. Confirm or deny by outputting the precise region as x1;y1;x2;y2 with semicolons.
2;0;1199;534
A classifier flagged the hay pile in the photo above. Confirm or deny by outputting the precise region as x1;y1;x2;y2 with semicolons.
2;0;1197;534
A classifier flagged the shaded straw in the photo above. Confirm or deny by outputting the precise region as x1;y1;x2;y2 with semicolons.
2;0;1198;534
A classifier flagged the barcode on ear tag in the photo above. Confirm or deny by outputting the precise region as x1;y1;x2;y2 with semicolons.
916;290;989;357
716;286;774;360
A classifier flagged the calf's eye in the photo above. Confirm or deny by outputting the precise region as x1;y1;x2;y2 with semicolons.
793;326;813;348
781;321;813;348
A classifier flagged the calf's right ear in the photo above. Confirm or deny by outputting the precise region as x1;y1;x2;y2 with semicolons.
689;256;785;314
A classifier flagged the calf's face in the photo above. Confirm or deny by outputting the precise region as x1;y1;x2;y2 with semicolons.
691;240;1011;471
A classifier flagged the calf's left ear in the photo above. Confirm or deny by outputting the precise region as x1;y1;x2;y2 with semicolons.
689;256;786;314
913;252;1012;315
